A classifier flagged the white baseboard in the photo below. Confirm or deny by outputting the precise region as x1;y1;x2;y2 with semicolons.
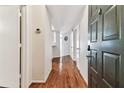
78;69;88;85
32;75;49;83
31;74;50;83
52;56;60;58
32;80;46;83
44;69;51;82
28;81;32;88
31;67;52;84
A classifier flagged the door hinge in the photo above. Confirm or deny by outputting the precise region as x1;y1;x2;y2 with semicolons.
18;8;22;17
19;43;22;47
19;74;21;88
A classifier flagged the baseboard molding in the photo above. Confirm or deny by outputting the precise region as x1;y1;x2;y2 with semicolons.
83;76;88;85
31;71;51;83
44;67;52;83
52;57;60;62
52;55;72;62
32;80;46;83
28;81;32;88
30;77;50;87
77;69;88;87
73;59;88;87
73;60;77;66
30;66;52;85
62;55;70;57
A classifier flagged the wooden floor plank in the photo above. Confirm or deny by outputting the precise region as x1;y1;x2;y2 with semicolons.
29;55;87;88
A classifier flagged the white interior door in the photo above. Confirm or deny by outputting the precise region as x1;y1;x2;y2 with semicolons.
0;6;20;88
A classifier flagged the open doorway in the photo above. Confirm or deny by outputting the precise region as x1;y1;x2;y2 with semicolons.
70;25;80;66
75;25;80;67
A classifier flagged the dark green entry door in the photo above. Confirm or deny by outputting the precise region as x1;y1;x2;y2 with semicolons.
88;5;124;88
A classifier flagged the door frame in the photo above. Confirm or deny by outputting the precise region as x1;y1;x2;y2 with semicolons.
21;5;32;88
71;25;80;64
70;31;74;59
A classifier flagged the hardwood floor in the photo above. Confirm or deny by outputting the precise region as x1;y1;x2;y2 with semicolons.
29;55;87;88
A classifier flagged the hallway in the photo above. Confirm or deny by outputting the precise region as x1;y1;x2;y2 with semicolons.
1;5;124;88
30;56;87;88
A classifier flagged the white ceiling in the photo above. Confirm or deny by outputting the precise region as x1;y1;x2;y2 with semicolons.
46;5;85;33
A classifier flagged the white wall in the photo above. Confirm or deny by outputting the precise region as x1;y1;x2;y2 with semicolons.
43;6;53;82
79;6;88;84
31;5;52;82
31;5;44;81
52;31;60;58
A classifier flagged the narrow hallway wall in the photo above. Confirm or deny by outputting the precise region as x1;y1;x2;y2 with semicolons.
31;5;52;83
79;5;88;84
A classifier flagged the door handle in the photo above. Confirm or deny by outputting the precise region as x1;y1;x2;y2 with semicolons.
87;45;90;51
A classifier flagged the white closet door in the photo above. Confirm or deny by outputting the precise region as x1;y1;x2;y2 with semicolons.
0;6;20;88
